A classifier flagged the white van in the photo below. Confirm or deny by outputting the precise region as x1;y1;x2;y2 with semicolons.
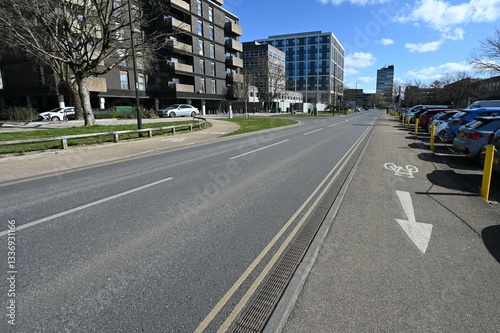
466;100;500;109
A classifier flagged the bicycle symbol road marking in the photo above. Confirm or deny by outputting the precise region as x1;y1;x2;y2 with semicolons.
384;163;419;178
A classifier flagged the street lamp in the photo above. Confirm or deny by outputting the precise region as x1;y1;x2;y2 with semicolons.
354;82;357;112
127;0;142;130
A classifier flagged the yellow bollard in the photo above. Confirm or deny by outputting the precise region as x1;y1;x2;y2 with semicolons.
430;125;435;151
414;119;419;136
481;145;496;201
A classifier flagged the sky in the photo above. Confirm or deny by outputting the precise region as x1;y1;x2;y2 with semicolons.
223;0;500;93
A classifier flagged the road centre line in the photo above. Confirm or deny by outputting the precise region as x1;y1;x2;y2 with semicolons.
0;177;173;237
229;140;289;160
303;128;323;136
195;127;372;332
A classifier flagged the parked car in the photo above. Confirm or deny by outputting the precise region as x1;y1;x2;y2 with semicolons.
441;108;500;142
478;128;500;174
452;116;500;159
419;109;453;130
38;107;76;121
466;100;500;109
157;104;200;118
404;104;449;118
428;110;460;135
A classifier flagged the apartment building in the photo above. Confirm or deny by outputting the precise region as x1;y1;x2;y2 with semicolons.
0;0;243;114
256;31;344;105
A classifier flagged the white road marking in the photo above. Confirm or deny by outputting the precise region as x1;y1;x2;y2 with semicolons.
384;163;419;178
161;138;186;142
0;177;173;237
303;128;323;136
229;140;289;160
395;190;433;254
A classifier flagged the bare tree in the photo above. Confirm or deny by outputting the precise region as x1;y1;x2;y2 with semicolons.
469;27;500;74
441;71;474;108
0;0;169;126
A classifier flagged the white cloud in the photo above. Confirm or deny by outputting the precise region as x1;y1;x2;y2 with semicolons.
405;40;443;53
356;76;375;83
395;0;500;32
407;62;472;80
345;68;360;75
345;52;376;68
377;38;394;45
441;28;465;40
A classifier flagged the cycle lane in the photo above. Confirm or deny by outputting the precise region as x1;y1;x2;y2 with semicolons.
278;113;500;333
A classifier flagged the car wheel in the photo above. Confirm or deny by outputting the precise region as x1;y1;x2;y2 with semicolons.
50;116;60;121
191;111;197;117
169;112;176;118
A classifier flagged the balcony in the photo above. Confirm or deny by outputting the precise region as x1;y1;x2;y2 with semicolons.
168;62;193;73
165;17;191;34
166;40;193;54
168;82;195;93
225;39;242;53
167;0;190;11
226;73;244;84
225;56;243;68
224;21;242;36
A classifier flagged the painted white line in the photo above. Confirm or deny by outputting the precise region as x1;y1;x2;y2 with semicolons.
329;123;339;127
229;140;289;160
0;177;173;237
395;190;433;254
303;128;323;136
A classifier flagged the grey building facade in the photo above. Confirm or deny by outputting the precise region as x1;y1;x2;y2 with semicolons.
255;31;344;105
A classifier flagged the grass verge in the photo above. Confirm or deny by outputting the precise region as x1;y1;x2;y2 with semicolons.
223;118;297;136
0;121;202;155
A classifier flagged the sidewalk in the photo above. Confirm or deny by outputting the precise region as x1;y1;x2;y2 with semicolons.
274;112;500;332
0;119;240;184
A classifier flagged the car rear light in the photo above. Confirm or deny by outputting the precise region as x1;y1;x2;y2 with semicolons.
452;119;469;125
464;132;483;140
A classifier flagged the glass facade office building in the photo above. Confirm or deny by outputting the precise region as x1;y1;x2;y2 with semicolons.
257;31;344;104
376;65;394;103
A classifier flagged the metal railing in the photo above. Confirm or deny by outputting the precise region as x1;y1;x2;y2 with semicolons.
0;117;207;150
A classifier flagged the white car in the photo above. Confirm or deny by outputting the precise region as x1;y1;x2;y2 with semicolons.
157;104;200;118
38;107;76;121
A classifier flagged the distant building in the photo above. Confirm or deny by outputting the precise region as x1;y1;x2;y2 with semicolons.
255;31;344;105
376;65;394;103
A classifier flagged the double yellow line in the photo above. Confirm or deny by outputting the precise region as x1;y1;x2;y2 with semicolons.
195;126;372;332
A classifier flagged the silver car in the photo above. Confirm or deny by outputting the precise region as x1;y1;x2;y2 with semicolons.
157;104;200;118
452;116;500;159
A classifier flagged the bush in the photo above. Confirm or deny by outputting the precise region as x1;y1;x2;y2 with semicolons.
0;106;38;121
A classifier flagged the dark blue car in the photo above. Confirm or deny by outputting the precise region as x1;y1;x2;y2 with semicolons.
441;108;500;142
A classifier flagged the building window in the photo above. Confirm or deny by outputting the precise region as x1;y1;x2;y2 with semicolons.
196;0;201;15
208;7;213;22
0;69;4;89
120;71;129;89
209;44;215;58
200;59;205;75
138;74;145;91
209;25;214;40
210;62;216;76
197;20;203;36
200;78;206;93
199;39;204;55
39;66;46;85
211;79;216;94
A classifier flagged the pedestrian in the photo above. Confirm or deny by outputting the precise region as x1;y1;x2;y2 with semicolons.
386;107;389;115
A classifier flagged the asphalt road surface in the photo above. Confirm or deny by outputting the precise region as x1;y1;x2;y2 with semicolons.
0;111;379;332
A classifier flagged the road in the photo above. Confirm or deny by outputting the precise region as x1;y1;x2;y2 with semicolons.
0;111;379;332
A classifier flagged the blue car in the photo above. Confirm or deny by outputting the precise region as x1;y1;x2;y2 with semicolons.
441;108;500;142
452;116;500;159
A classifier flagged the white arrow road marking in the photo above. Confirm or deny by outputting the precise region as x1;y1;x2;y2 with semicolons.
395;190;433;254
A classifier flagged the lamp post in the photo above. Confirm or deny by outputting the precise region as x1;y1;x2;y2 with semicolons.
354;82;357;112
127;0;142;130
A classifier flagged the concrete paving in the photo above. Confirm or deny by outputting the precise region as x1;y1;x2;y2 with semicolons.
271;112;500;333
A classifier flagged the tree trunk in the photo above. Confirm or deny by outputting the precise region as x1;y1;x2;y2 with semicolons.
76;77;96;126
